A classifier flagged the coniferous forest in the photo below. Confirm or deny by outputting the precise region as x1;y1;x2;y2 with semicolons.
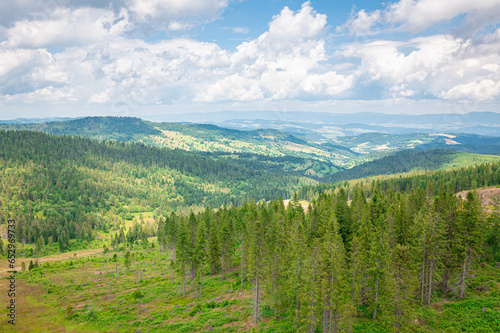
1;127;500;332
156;182;499;332
2;1;500;332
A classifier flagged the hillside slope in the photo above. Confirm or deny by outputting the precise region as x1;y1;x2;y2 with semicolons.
330;149;500;182
0;130;315;249
0;117;351;180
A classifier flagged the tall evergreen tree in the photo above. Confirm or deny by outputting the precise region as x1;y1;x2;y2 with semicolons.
457;191;485;298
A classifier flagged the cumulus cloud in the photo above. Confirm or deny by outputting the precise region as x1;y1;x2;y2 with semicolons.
196;2;352;102
127;0;228;26
339;30;500;100
0;0;229;36
1;0;499;108
339;0;500;35
2;7;130;48
441;79;500;101
0;48;69;95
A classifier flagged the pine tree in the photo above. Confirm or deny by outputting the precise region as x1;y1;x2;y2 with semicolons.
318;207;353;333
368;190;389;320
207;216;221;275
457;191;485;298
194;218;207;296
385;244;417;333
220;219;234;279
187;212;198;281
247;218;265;325
289;218;308;331
176;217;189;297
412;206;443;305
434;183;459;295
267;203;289;317
334;188;352;244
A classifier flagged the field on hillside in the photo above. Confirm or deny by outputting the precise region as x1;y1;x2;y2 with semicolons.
2;242;500;332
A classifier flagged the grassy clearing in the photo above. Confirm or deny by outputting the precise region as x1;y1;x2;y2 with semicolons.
1;243;499;332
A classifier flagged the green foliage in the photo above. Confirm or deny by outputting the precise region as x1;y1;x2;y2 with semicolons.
131;290;144;299
0;129;314;252
486;213;500;262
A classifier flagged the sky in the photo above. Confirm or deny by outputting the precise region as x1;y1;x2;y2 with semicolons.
1;0;500;119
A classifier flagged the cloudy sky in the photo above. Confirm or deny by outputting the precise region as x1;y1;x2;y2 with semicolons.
1;0;500;119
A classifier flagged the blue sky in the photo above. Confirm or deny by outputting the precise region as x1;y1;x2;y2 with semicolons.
0;0;500;119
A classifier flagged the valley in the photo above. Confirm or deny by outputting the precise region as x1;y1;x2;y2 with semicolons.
1;116;500;332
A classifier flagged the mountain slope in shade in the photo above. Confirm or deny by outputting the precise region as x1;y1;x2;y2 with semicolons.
329;148;500;182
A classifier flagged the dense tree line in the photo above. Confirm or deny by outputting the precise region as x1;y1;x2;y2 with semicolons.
0;116;162;142
329;149;460;182
159;179;498;332
299;159;500;201
0;130;313;251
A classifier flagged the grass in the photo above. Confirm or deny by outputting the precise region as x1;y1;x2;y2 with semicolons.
1;245;499;332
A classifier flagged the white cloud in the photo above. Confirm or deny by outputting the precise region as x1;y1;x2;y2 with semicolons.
0;0;229;37
2;7;130;48
339;29;500;100
232;27;249;34
0;48;69;95
127;0;228;25
1;0;499;109
441;79;500;100
23;86;77;103
196;2;352;102
340;0;500;35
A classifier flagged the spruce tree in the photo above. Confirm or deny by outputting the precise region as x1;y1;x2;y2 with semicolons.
207;216;221;275
385;244;417;333
194;218;207;296
318;207;353;333
176;217;189;297
457;191;485;298
412;206;443;305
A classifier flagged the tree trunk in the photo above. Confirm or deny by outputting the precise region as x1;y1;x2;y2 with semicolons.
427;257;434;305
395;303;400;333
459;255;468;298
272;256;277;318
373;278;379;319
420;251;426;305
240;245;244;292
199;271;203;296
373;239;381;319
442;268;450;295
309;250;317;333
254;269;259;325
182;266;186;297
333;309;338;333
351;248;357;303
323;295;329;333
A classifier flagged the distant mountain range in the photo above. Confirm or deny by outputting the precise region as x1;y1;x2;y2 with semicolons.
1;116;499;183
141;111;500;138
2;111;499;137
0;117;79;124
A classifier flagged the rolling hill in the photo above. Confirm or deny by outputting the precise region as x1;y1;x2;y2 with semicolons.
2;116;499;182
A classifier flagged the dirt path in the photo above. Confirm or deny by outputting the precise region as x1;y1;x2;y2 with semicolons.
456;187;500;208
0;248;103;276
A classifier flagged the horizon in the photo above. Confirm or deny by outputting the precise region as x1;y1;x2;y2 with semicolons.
1;110;500;122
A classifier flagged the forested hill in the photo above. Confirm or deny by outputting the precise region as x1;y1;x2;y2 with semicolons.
298;158;500;203
156;171;500;332
0;116;351;180
0;116;161;141
329;148;500;182
0;130;314;248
